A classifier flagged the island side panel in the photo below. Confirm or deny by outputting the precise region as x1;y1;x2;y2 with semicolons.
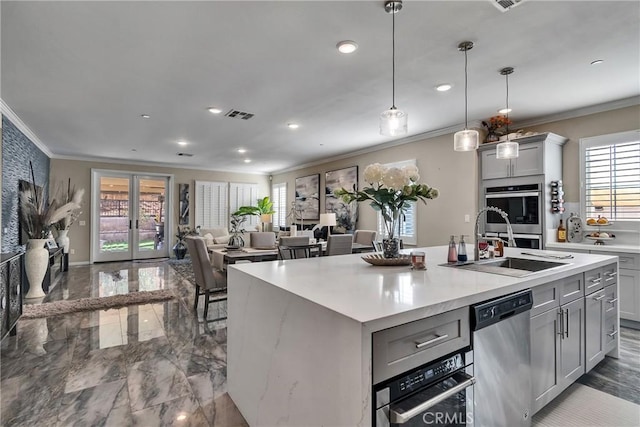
228;268;371;426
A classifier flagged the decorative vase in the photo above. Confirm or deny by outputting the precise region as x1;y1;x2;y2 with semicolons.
229;234;245;247
485;131;500;143
173;241;188;260
382;238;401;259
25;239;49;299
56;229;70;253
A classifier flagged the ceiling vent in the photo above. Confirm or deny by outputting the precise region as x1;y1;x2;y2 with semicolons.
176;152;194;157
225;109;255;120
489;0;527;12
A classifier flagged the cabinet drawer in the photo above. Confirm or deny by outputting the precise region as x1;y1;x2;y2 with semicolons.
559;274;584;305
604;316;618;353
618;253;640;270
531;281;560;317
372;307;470;384
602;264;618;288
584;268;604;294
604;284;618;318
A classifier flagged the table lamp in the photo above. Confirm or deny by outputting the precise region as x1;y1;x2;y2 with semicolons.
319;213;337;236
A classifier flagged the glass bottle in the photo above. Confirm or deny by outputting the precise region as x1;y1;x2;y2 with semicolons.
447;235;458;263
557;218;566;243
457;235;468;263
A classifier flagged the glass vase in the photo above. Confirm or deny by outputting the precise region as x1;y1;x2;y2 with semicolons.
382;238;400;259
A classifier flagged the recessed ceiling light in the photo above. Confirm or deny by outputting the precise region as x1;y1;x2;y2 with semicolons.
141;114;150;119
435;84;452;92
208;107;223;114
336;40;358;54
498;108;512;114
590;59;604;65
237;148;247;153
288;123;300;129
244;159;251;163
177;140;188;146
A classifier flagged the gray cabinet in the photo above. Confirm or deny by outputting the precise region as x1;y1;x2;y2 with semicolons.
559;297;584;385
480;142;543;180
585;288;606;371
531;307;561;413
619;268;639;321
1;252;24;339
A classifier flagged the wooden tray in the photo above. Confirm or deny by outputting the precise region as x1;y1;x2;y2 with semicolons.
362;254;411;266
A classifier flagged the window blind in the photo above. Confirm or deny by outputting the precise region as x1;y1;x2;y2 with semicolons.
584;139;640;220
272;182;287;228
194;181;229;228
230;183;259;227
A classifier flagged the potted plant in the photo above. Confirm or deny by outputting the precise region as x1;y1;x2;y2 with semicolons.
234;196;276;232
52;178;84;255
229;214;248;247
482;115;512;143
174;225;197;259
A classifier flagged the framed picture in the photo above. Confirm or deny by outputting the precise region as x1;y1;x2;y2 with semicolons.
325;166;359;232
295;174;320;220
46;239;58;250
178;183;190;225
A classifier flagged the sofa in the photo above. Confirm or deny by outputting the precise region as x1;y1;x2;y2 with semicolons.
198;227;231;250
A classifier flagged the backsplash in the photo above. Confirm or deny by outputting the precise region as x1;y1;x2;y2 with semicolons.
1;115;50;252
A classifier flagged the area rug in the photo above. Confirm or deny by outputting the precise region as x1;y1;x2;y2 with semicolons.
167;257;196;286
22;289;177;319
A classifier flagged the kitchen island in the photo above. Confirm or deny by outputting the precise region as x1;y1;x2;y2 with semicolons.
227;246;618;426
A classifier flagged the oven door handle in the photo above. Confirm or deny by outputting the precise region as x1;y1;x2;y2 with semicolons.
485;191;540;198
390;373;476;424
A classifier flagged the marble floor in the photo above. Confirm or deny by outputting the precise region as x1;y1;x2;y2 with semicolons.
2;260;639;426
0;260;246;426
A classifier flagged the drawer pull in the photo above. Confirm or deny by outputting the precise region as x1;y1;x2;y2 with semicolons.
592;294;606;301
608;298;618;305
415;334;449;349
590;278;602;284
608;329;618;338
606;272;617;278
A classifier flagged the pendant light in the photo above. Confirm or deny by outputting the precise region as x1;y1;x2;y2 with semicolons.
380;0;408;136
454;41;479;151
496;67;519;159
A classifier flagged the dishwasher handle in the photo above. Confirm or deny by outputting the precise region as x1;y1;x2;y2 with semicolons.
390;372;476;424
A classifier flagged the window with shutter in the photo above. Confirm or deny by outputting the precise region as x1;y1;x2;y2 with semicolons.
194;181;229;228
272;182;287;228
375;159;418;245
581;131;640;221
230;183;259;227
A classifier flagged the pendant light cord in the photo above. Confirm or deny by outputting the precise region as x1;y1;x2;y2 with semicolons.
391;2;396;109
505;72;510;135
464;47;468;129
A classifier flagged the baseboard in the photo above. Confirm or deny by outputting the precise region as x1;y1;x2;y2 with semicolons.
620;319;640;330
69;261;91;266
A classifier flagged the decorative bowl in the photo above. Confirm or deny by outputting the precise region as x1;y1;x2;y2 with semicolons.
362;254;411;266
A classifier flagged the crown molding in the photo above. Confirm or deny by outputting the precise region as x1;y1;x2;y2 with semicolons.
51;153;269;176
273;120;483;174
0;98;53;157
513;96;640;129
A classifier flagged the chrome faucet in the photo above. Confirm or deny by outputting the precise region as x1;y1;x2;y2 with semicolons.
474;206;516;261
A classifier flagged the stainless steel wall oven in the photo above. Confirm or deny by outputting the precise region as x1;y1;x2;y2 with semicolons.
484;183;542;235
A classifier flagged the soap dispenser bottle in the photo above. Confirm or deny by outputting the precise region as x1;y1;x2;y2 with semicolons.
458;235;468;263
447;235;458;263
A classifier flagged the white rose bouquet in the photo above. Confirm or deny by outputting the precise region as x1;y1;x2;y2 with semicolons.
334;163;438;240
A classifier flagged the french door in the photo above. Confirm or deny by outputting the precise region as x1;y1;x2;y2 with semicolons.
91;170;173;262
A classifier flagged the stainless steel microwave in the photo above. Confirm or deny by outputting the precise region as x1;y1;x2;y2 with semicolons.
483;183;542;235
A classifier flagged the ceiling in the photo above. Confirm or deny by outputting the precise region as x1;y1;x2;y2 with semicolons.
2;1;639;174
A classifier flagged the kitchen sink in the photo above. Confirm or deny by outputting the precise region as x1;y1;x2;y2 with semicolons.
442;257;568;277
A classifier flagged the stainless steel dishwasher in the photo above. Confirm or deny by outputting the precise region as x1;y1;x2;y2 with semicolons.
471;290;533;427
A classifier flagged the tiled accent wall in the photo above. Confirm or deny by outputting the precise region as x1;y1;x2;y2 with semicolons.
1;115;50;252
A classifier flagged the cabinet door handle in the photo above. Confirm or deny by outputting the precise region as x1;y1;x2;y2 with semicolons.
415;334;449;349
557;310;564;337
129;220;132;230
608;329;618;338
565;308;570;339
608;298;618;305
592;294;606;301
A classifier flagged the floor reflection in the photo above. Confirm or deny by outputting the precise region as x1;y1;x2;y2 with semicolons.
0;260;246;426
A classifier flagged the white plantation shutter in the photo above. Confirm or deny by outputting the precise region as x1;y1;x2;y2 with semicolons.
194;181;229;228
230;183;259;228
376;159;418;245
581;131;640;220
272;182;287;228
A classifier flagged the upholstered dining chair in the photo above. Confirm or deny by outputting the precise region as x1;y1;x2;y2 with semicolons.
185;236;227;320
353;230;377;248
249;232;277;249
326;234;353;256
279;236;310;246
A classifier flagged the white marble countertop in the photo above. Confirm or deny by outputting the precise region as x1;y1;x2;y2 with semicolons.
546;241;640;254
229;246;617;325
